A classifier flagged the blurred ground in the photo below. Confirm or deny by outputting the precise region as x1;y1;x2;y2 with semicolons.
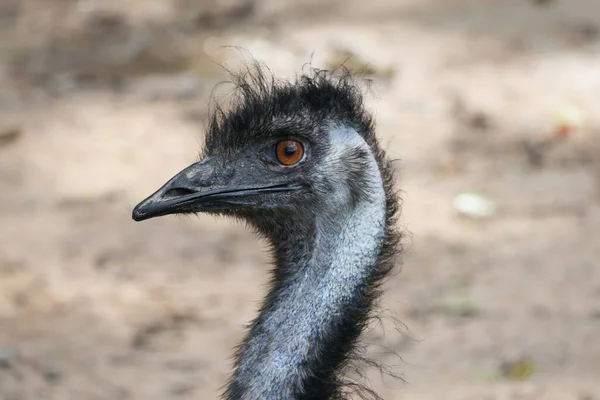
1;0;599;399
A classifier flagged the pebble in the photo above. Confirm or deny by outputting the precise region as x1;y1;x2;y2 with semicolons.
0;347;18;368
0;127;21;147
453;192;497;219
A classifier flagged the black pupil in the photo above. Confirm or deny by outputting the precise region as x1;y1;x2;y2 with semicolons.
284;143;297;156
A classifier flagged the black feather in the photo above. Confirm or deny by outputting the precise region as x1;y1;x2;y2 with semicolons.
204;63;404;400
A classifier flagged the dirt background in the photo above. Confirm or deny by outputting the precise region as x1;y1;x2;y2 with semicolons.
0;0;599;398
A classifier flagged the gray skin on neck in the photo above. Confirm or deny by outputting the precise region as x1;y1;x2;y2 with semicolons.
229;125;387;399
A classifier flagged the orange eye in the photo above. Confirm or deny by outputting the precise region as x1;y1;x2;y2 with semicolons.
275;140;304;166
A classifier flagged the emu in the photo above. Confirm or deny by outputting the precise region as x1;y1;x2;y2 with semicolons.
132;66;401;400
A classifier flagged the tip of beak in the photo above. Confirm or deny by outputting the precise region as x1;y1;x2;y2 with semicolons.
132;201;151;222
132;208;144;222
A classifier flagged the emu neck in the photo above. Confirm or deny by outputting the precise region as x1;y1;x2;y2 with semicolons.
226;130;387;399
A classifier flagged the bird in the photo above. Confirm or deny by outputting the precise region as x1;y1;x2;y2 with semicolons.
132;64;401;400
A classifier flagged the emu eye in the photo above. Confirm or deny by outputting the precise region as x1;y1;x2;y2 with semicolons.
275;140;304;166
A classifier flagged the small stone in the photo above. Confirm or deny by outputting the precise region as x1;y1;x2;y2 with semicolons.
453;192;497;219
469;112;492;130
42;368;62;383
0;347;18;368
0;127;21;147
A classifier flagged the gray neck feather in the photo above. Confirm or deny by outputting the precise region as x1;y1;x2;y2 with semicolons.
227;126;387;399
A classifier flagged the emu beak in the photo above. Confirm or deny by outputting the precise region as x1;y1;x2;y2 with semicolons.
132;161;300;222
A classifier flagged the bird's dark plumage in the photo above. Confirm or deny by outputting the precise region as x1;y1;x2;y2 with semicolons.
133;63;402;400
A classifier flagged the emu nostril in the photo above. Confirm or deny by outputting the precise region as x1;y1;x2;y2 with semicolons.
164;187;196;198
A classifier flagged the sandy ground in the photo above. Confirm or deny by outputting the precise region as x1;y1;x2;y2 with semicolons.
0;0;599;398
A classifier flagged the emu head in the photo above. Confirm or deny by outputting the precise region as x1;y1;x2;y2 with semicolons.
132;69;380;236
